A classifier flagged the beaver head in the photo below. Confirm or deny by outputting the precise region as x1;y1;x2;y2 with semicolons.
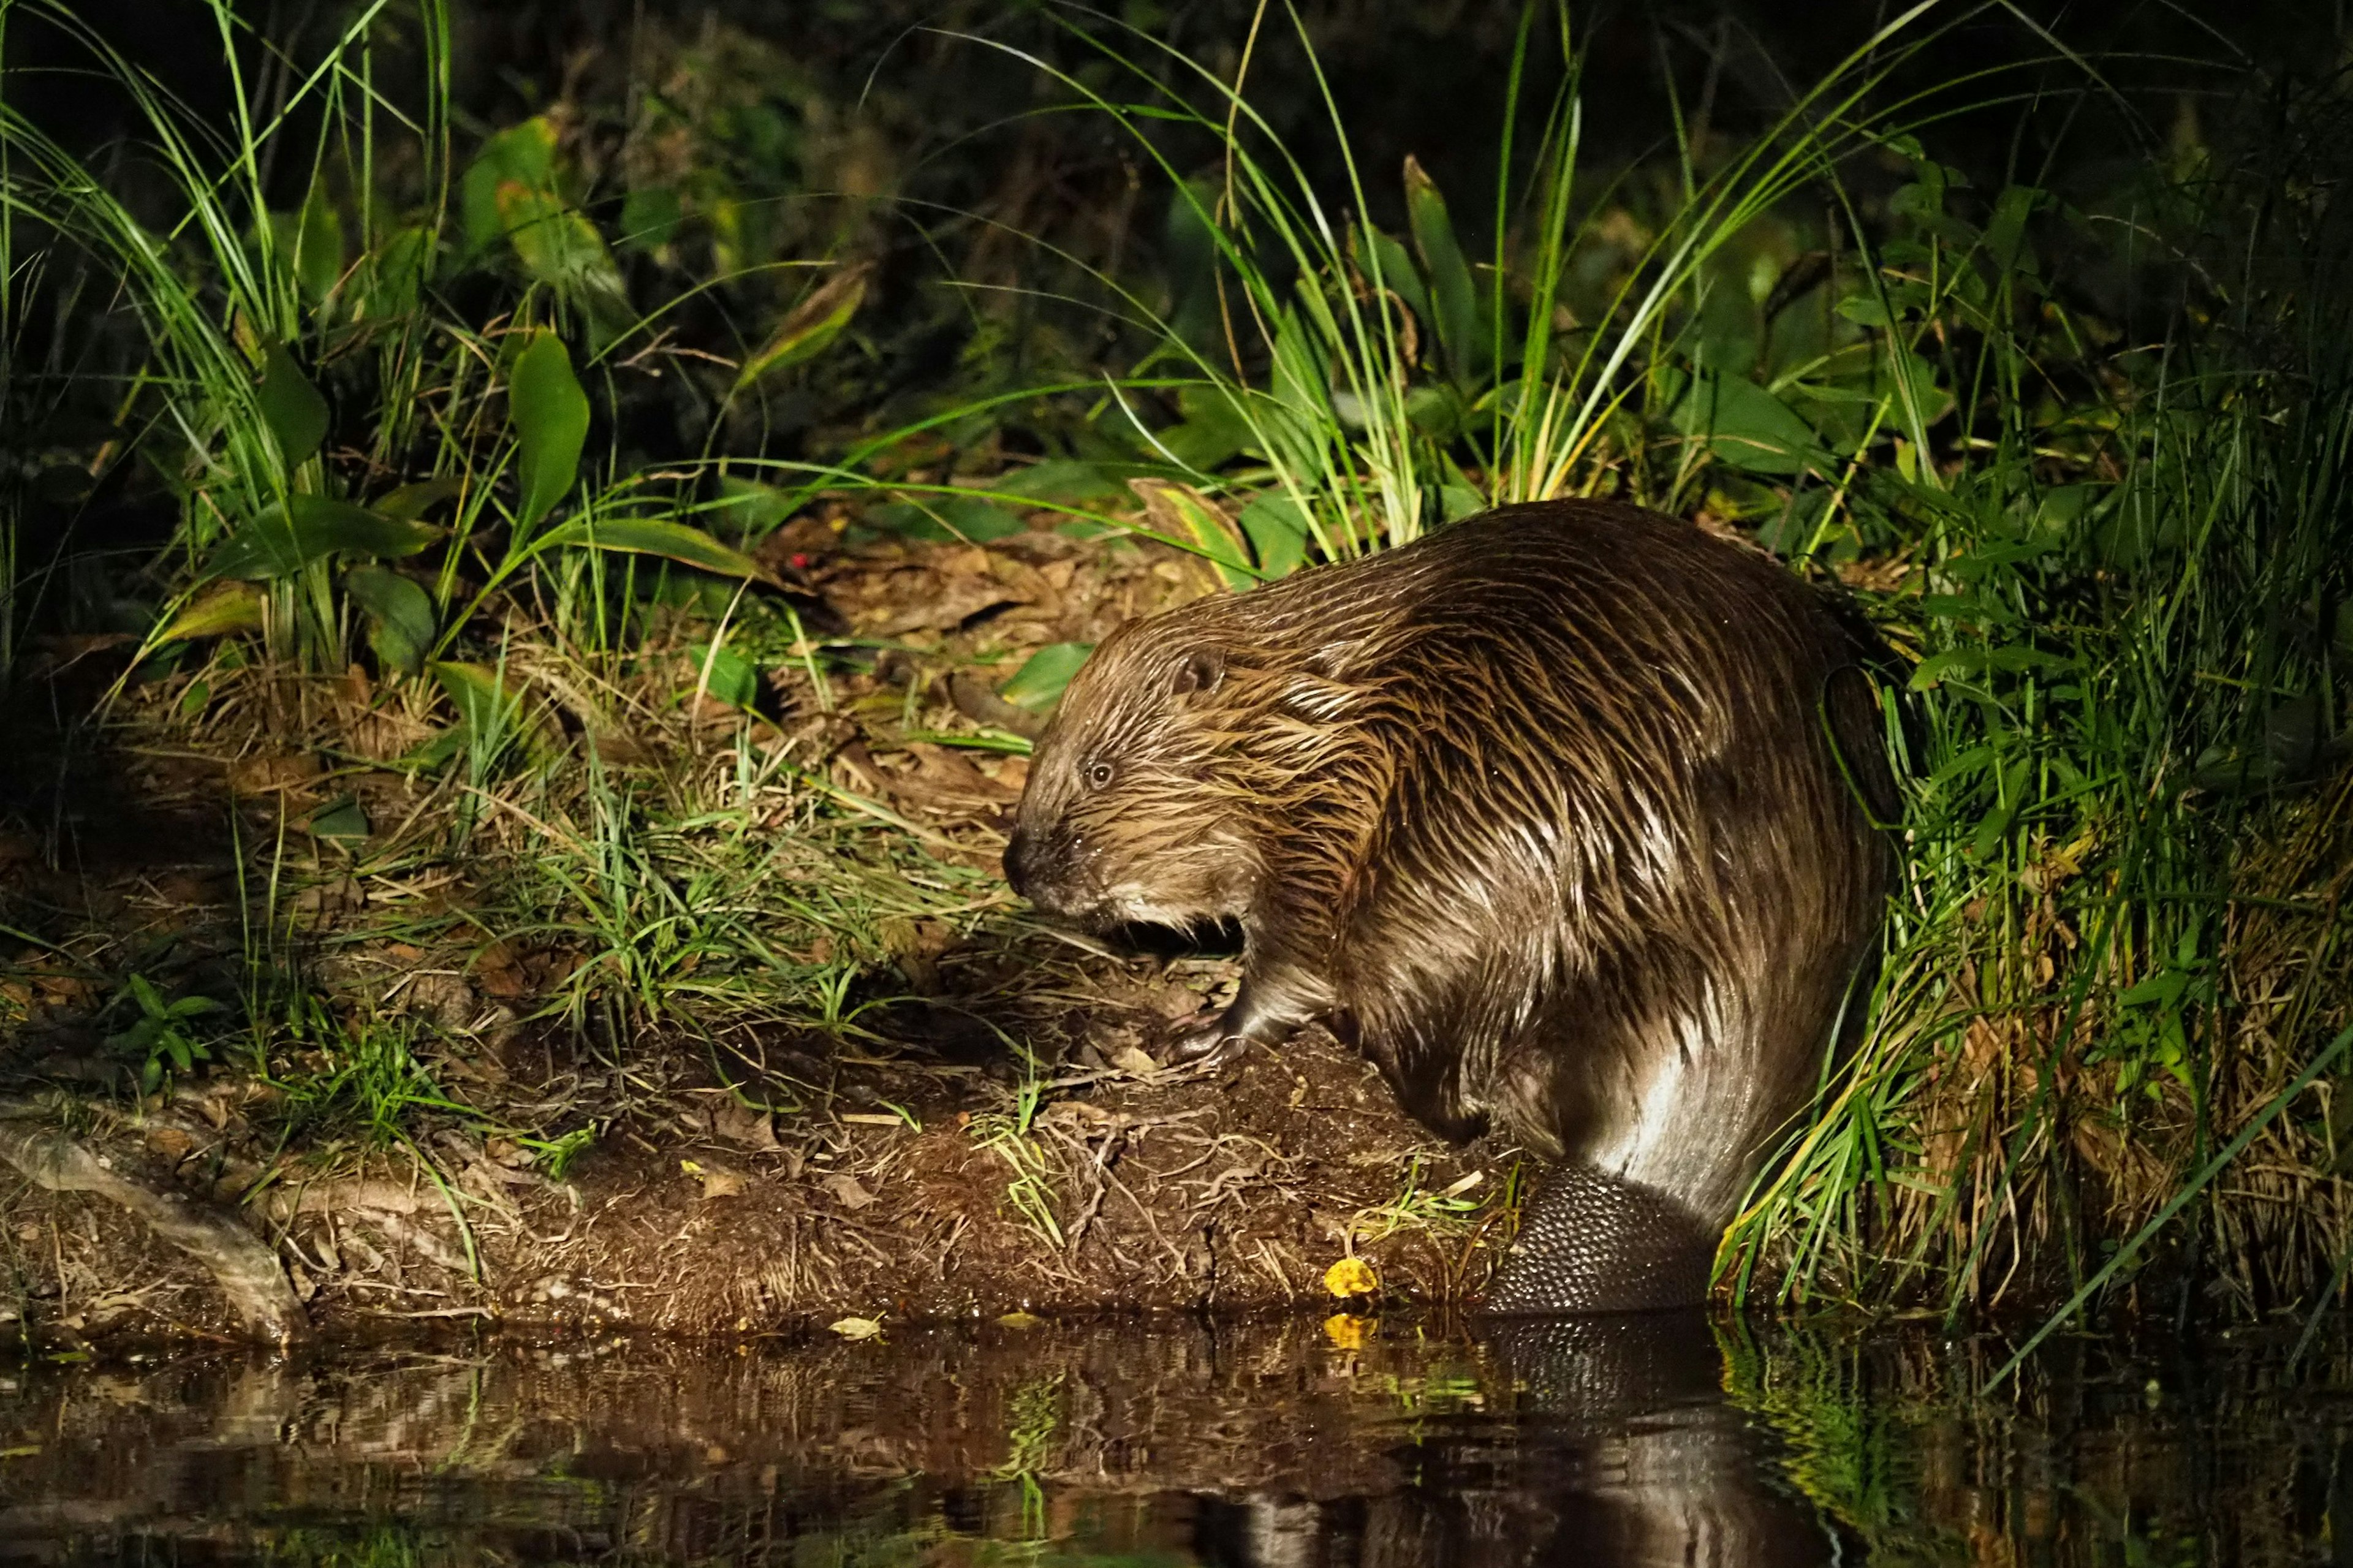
1002;619;1265;934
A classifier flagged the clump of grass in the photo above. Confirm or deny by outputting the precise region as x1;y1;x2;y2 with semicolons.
970;1064;1066;1250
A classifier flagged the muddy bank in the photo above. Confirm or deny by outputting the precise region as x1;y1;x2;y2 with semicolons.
0;1015;1507;1349
0;523;1518;1350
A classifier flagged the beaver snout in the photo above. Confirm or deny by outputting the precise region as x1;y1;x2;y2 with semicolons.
1002;824;1086;912
1002;827;1037;897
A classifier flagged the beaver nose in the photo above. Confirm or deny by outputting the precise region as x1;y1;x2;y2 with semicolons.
1002;828;1033;896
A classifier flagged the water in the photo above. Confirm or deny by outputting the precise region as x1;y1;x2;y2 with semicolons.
3;1312;2351;1566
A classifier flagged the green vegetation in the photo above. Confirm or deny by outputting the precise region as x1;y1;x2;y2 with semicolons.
0;0;2346;1333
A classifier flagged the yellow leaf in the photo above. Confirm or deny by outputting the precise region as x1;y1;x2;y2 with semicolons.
735;263;870;390
1322;1312;1375;1350
157;582;264;642
1323;1255;1379;1298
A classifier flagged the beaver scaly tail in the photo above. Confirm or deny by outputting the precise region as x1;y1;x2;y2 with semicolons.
1480;1166;1718;1315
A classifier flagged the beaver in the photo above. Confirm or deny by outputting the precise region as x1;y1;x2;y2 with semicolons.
1002;499;1897;1312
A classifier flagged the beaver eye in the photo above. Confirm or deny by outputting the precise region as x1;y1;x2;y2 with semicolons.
1086;760;1114;789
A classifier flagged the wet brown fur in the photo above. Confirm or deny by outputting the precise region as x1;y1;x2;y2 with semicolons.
1006;500;1896;1253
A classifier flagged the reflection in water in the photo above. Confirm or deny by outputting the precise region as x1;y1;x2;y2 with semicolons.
0;1312;2349;1565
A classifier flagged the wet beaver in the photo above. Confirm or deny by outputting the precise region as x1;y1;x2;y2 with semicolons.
1003;499;1896;1312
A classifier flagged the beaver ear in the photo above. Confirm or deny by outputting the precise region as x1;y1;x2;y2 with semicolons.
1169;650;1224;699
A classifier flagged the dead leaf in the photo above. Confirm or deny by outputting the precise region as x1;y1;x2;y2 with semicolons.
292;876;365;916
228;752;322;794
823;1172;877;1210
711;1100;781;1152
681;1158;748;1200
470;939;531;1001
1110;1045;1162;1076
876;577;1025;636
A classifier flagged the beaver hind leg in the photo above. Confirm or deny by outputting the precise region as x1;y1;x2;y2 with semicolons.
1481;1165;1716;1314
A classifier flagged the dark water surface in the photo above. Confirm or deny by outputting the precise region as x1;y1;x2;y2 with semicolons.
3;1311;2351;1566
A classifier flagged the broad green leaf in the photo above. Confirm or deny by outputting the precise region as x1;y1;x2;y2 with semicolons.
268;182;344;305
1669;368;1828;477
991;460;1128;504
344;564;436;675
460;118;559;262
308;797;371;841
361;227;433;318
860;498;1027;545
536;515;764;578
428;661;553;765
258;344;328;468
1238;493;1310;580
619;185;683;252
1000;643;1093;712
510;331;589;532
496;183;631;328
735;264;868;390
714;477;796;537
209;496;441;580
374;475;466;522
1259;306;1332;475
1158;383;1254;472
157;583;263;642
684;642;761;709
1358;225;1432;333
1163;176;1224;353
1403;155;1483;384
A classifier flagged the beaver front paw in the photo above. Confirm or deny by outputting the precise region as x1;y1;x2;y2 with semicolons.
1165;1012;1248;1067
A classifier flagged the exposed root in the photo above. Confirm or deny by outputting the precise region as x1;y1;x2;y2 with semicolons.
0;1107;306;1344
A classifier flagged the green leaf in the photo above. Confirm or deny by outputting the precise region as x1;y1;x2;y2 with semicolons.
1403;155;1483;384
999;643;1093;712
510;331;589;532
209;496;441;581
344;564;436;675
269;181;345;305
1238;493;1310;580
991;461;1128;504
362;227;433;317
1669;368;1829;477
499;184;632;331
860;498;1028;545
374;476;466;522
714;477;797;537
460;119;559;261
2119;969;2190;1009
308;797;371;841
258;344;328;468
427;661;553;766
1358;225;1432;331
619;185;683;252
536;515;764;578
1157;383;1254;473
734;264;868;390
685;642;761;709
